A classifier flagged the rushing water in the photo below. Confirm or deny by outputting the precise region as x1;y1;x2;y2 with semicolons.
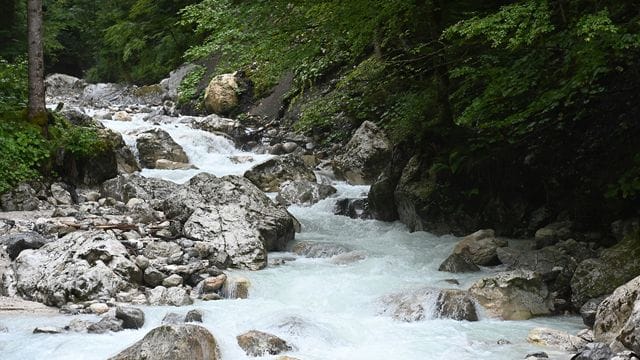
0;107;583;360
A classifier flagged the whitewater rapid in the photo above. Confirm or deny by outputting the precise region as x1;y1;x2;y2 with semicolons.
0;109;582;360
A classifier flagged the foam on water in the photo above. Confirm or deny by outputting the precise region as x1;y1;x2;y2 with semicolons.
0;108;583;360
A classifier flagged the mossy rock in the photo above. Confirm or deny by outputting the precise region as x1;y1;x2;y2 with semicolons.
570;230;640;308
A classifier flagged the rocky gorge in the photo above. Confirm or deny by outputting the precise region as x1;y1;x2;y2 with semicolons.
0;71;639;360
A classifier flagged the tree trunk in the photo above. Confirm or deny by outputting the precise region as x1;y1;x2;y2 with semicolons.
427;0;453;128
27;0;47;135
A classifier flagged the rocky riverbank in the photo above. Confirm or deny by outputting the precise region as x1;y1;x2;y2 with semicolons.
0;71;639;359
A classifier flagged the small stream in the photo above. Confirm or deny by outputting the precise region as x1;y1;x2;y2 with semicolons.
0;107;583;359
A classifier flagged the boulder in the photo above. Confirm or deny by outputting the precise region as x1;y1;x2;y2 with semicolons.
160;63;199;101
593;275;640;351
201;274;227;294
204;72;249;115
276;180;337;206
1;232;50;260
438;253;480;273
189;114;244;139
12;230;140;306
571;342;616;360
379;287;478;322
155;159;197;170
109;325;220;360
332;121;391;185
136;129;189;168
146;286;193;306
236;330;292;357
162;312;184;325
222;276;250;299
244;154;316;192
450;229;507;266
469;270;554;320
87;316;124;334
571;231;640;308
163;274;184;287
50;183;74;205
101;174;178;207
45;73;86;101
164;173;296;270
581;297;605;328
527;327;587;351
115;306;145;329
334;198;373;220
534;221;573;249
0;183;43;211
89;303;109;315
290;241;350;258
185;309;204;323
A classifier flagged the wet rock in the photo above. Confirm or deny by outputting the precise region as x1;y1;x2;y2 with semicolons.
525;352;549;359
244;154;316;192
379;288;478;322
0;323;7;333
154;159;197;170
0;183;43;211
1;232;50;260
222;276;250;299
332;121;391;185
581;297;605;328
87;316;124;334
527;327;587;351
571;342;615;360
109;324;220;360
594;275;640;351
534;221;573;249
202;274;227;294
291;241;350;258
438;253;480;273
330;250;367;265
236;330;292;357
333;198;372;220
162;312;184;324
190;114;244;139
136;129;189;168
65;318;92;332
571;231;640;308
469;270;554;320
450;229;507;266
164;173;296;270
13;230;140;306
112;111;132;122
185;309;204;323
33;326;65;334
276;180;337;206
116;306;145;329
204;72;245;115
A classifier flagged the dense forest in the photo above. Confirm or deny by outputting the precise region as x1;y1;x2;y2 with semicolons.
1;0;639;236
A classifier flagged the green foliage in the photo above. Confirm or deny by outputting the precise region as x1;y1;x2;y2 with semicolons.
0;57;28;112
0;119;49;193
177;65;205;105
607;155;640;200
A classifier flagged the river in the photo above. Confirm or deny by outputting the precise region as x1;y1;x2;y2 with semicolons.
0;108;582;359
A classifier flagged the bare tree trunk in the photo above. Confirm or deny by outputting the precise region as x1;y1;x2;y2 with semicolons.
27;0;47;135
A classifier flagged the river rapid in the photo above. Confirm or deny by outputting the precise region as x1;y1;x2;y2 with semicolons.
0;107;582;359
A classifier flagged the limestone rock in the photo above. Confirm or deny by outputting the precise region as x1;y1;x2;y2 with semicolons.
276;180;337;207
236;330;292;357
109;325;220;360
571;342;615;360
244;154;316;192
204;72;245;115
13;231;140;307
155;159;197;170
438;253;480;273
101;174;178;206
189;114;244;139
469;270;554;320
527;327;587;351
451;229;507;266
146;286;193;306
222;276;250;299
534;221;573;249
136;129;189;168
333;198;372;220
0;183;43;211
332;121;391;185
594;275;640;351
50;183;74;205
290;241;350;258
1;232;50;260
379;287;478;322
88;316;124;334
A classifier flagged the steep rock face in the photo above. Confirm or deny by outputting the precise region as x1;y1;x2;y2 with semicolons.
332;121;391;185
469;270;554;320
163;173;296;270
244;155;316;192
109;325;220;360
571;231;640;308
136;129;189;169
593;275;640;352
13;231;140;306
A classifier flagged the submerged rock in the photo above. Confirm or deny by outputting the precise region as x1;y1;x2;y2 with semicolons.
379;287;478;322
333;198;372;220
290;241;350;258
236;330;292;357
109;325;220;360
527;327;587;351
